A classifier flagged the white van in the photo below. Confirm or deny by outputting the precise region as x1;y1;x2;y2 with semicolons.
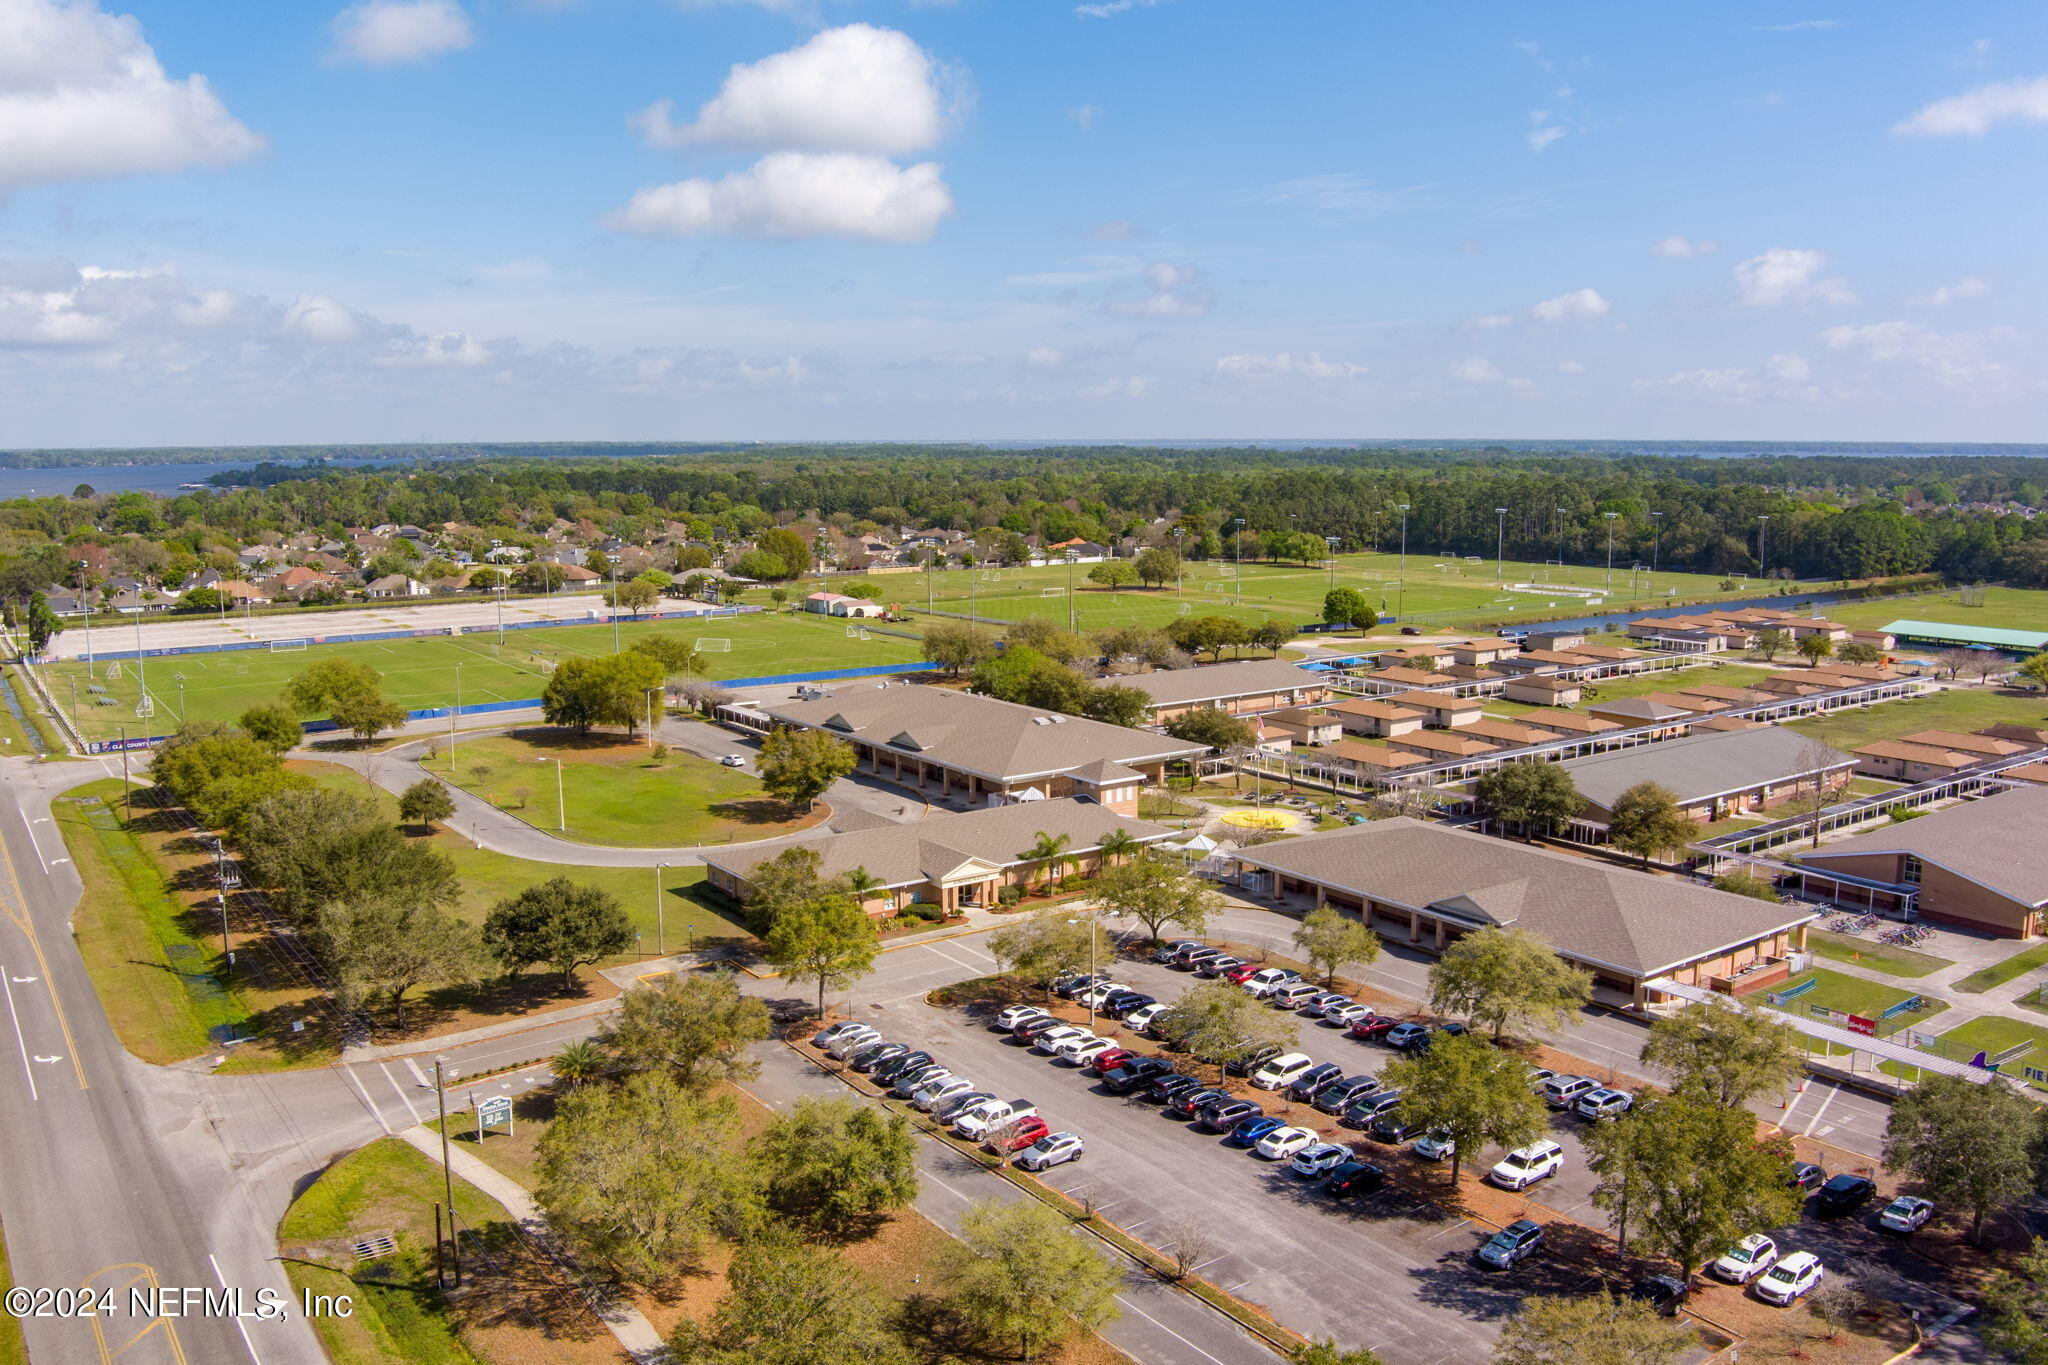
1250;1052;1315;1090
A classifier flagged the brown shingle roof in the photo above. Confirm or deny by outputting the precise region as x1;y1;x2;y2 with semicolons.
1116;659;1327;709
1803;786;2048;906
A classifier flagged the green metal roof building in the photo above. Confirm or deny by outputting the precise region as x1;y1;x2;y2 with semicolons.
1883;618;2048;651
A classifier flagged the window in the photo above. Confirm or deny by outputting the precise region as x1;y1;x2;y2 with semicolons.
1902;855;1922;886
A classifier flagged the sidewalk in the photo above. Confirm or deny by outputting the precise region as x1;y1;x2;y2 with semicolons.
397;1125;667;1363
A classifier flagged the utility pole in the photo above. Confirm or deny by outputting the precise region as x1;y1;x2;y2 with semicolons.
1495;508;1508;586
1757;515;1772;580
1649;511;1663;580
434;1055;460;1288
450;663;462;773
1324;535;1341;593
1603;512;1619;593
1396;503;1410;619
1065;550;1077;631
1232;518;1245;605
655;862;667;955
1555;508;1567;564
609;561;621;653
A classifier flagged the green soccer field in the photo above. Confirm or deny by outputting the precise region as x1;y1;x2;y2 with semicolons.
894;551;1755;637
41;611;924;741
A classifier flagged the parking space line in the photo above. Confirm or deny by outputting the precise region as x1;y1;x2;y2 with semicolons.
921;941;987;974
1113;1295;1236;1365
1425;1219;1474;1241
1801;1081;1840;1138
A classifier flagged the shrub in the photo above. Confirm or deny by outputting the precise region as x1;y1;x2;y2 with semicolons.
997;885;1024;906
911;903;945;922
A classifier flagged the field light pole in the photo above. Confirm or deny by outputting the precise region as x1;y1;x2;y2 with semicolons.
1324;536;1341;591
450;663;462;772
1066;911;1100;1022
608;562;621;653
1172;527;1186;594
1395;503;1411;619
1757;515;1771;580
1602;513;1619;593
1649;511;1663;578
1232;518;1245;605
1064;550;1077;631
78;561;94;678
133;610;149;724
535;756;565;831
654;862;667;955
1494;508;1508;586
1555;508;1567;564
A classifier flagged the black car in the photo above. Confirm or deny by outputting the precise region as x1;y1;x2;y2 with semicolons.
1103;1057;1174;1094
1167;1087;1231;1120
1055;974;1110;1000
1148;1074;1207;1104
1015;1016;1066;1041
1322;1160;1386;1198
1789;1162;1827;1194
1314;1075;1382;1114
1400;626;1423;636
870;1050;934;1084
1105;991;1154;1017
1370;1112;1421;1144
1286;1062;1346;1102
1630;1275;1690;1318
1817;1173;1878;1215
849;1041;908;1072
1224;1043;1285;1078
1197;1098;1264;1132
1341;1090;1403;1129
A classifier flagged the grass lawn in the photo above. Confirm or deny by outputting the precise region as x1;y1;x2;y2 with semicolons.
1571;662;1782;706
1823;584;2048;636
1807;929;1954;979
0;1218;24;1365
1954;940;2048;994
1783;684;2048;751
1758;967;1946;1032
1910;1016;2048;1090
439;731;823;848
44;609;924;742
1694;814;1768;839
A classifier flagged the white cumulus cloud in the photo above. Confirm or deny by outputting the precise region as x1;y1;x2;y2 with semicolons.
1212;352;1367;381
1651;234;1718;258
1105;261;1210;318
632;25;951;154
604;151;953;242
1910;276;1990;307
1078;375;1154;398
0;0;263;191
1895;75;2048;136
1634;354;1820;404
1734;248;1856;307
1821;320;2009;386
1026;347;1064;367
330;1;474;67
1449;357;1503;384
1529;287;1609;322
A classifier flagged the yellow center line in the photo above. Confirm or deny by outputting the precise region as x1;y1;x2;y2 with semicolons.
83;1263;188;1365
0;799;88;1090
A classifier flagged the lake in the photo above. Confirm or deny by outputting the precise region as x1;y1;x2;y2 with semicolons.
0;461;384;499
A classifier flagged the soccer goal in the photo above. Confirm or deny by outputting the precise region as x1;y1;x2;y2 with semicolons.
1959;583;1989;607
106;661;122;680
135;696;155;719
1040;586;1066;597
697;638;732;653
269;638;309;653
846;626;871;640
1464;556;1483;565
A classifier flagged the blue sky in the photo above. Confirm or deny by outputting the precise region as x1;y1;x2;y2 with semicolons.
1;0;2043;446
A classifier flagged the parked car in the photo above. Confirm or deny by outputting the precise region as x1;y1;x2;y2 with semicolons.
911;1076;971;1109
1055;973;1110;1001
989;1116;1051;1154
1198;1097;1265;1133
1148;1074;1207;1105
1383;1022;1432;1050
1314;1075;1382;1113
1575;1088;1635;1122
1541;1075;1599;1109
871;1050;935;1084
1102;1058;1173;1093
1166;1087;1231;1120
1195;955;1244;978
1816;1174;1878;1216
1476;1219;1544;1269
1251;1052;1316;1090
1154;940;1204;964
1102;991;1152;1017
1305;992;1352;1016
718;753;746;767
996;1005;1049;1031
812;1019;873;1048
1016;1131;1086;1171
1525;1066;1556;1090
1225;1116;1288;1149
1033;1025;1093;1055
1176;948;1224;971
932;1088;995;1120
1270;983;1322;1010
1075;982;1127;1010
1285;1062;1346;1102
849;1041;908;1071
1370;1113;1422;1144
1341;1091;1404;1129
1085;1047;1137;1076
1631;1274;1690;1318
955;1099;1039;1142
1789;1162;1827;1195
1123;1000;1167;1029
1290;1142;1352;1177
1711;1234;1780;1285
1755;1252;1824;1306
1059;1036;1117;1067
823;1026;882;1059
1015;1016;1067;1042
1489;1141;1564;1191
1243;968;1302;999
1411;1129;1457;1161
1348;1015;1400;1041
1224;1044;1286;1078
1322;1160;1386;1198
1253;1126;1319;1161
1325;1003;1375;1028
1879;1195;1935;1234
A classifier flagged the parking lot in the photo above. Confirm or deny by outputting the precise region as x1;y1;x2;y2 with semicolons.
839;933;1973;1361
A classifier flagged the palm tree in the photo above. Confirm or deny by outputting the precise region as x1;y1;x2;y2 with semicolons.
1097;829;1139;869
1018;831;1074;894
844;866;883;912
551;1038;607;1090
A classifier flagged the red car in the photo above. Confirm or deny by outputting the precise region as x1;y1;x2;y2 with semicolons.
1223;963;1263;985
1349;1015;1399;1041
1086;1047;1137;1076
990;1116;1051;1154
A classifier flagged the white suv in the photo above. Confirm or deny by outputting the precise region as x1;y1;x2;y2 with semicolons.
1242;968;1302;999
1488;1140;1564;1191
1250;1052;1315;1090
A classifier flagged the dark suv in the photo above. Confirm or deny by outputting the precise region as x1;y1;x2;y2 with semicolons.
1314;1075;1382;1114
1102;1057;1173;1094
1817;1173;1878;1216
1286;1062;1345;1103
1223;1043;1285;1078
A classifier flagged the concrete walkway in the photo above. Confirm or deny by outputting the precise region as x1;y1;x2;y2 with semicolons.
398;1124;669;1364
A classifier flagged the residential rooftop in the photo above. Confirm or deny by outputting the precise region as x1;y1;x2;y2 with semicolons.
1561;725;1856;810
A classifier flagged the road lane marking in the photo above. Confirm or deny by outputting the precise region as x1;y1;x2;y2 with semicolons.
0;962;38;1101
377;1062;423;1124
84;1263;189;1365
0;796;86;1089
921;942;986;974
338;1063;394;1135
16;810;47;874
1802;1081;1840;1138
208;1253;265;1365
